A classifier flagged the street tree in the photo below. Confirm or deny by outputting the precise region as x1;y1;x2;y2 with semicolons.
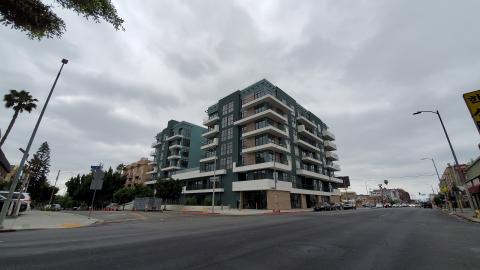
1;90;38;147
133;184;154;197
113;187;134;210
65;165;126;207
27;142;57;203
0;0;124;40
155;178;184;210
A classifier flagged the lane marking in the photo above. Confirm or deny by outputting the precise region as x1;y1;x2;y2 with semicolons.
59;223;82;228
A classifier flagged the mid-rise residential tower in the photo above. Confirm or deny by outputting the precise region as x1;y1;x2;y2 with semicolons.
148;120;206;181
173;79;342;209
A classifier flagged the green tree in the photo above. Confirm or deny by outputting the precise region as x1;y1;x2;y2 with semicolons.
155;178;184;210
0;0;124;40
27;142;56;203
65;165;126;208
1;90;38;147
113;187;134;210
54;195;74;209
116;163;125;174
133;184;154;197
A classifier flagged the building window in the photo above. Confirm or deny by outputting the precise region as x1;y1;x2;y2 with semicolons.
221;114;234;128
226;156;232;169
222;101;234;115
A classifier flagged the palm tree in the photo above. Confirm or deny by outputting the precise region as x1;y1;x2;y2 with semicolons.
0;90;38;147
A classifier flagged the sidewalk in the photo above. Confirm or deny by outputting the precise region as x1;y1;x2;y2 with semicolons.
181;208;315;215
1;210;99;232
441;208;480;223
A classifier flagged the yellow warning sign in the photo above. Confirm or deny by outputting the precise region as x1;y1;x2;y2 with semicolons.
463;90;480;134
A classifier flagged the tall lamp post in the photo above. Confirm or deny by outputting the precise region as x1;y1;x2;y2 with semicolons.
413;110;474;208
421;158;442;184
0;59;68;229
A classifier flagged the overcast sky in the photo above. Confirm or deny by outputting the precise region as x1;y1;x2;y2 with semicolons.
1;0;480;198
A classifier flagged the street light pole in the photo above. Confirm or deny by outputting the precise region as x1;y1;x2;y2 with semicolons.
0;59;68;229
413;110;474;209
48;170;61;207
421;158;441;183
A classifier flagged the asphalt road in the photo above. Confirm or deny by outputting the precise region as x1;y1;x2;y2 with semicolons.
1;208;479;270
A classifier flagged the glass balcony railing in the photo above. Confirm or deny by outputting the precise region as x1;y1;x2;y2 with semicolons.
186;182;223;191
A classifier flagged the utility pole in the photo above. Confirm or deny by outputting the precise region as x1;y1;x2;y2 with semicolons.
0;59;68;229
48;170;61;207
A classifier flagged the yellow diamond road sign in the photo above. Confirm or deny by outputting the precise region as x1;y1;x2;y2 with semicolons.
463;89;480;134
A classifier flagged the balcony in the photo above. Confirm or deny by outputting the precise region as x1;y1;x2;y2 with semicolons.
151;141;161;148
199;155;217;163
296;169;342;183
325;151;338;161
297;125;323;143
301;155;323;166
150;150;157;156
202;125;219;138
232;160;291;173
324;141;337;151
172;168;227;180
167;154;181;160
241;92;293;113
169;143;188;150
161;166;181;171
182;184;224;194
148;160;157;165
295;138;321;153
241;142;289;155
203;115;220;126
146;168;158;175
166;133;184;141
232;179;292;192
234;109;288;126
322;129;335;141
241;125;288;139
201;138;218;150
297;115;316;129
326;163;341;171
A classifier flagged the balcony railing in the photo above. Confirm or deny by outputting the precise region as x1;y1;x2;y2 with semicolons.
324;141;337;151
242;140;287;150
186;182;224;191
322;129;335;141
203;114;220;126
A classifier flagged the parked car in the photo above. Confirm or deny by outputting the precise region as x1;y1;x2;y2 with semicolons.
332;203;343;210
0;191;31;212
421;202;433;208
45;204;63;211
343;202;356;210
375;203;384;208
314;202;332;211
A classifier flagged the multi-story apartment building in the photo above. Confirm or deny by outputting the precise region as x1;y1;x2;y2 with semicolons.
172;79;342;209
148;120;206;181
123;158;153;187
439;163;468;190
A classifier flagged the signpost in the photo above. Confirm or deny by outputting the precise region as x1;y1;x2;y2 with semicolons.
463;90;480;135
89;165;104;218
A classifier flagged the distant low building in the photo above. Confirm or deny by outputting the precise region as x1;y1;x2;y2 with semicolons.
123;158;153;187
370;188;411;203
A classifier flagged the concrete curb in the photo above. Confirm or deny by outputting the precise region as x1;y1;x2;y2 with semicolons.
439;208;480;223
